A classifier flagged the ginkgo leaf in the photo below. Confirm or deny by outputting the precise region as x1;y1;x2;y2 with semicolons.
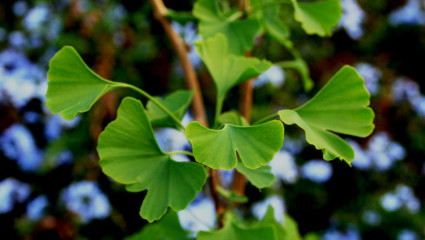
197;215;276;240
124;211;193;240
279;66;374;164
97;97;206;222
253;0;291;47
219;111;249;127
195;34;271;102
186;120;284;170
193;0;260;55
255;206;302;240
255;206;286;239
146;90;195;128
236;161;275;189
289;0;341;36
46;46;118;120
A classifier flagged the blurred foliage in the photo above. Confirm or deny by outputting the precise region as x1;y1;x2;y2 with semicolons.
0;0;425;239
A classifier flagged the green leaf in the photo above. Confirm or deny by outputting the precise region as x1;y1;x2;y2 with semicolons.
46;46;118;120
290;0;342;36
124;211;193;240
186;120;284;170
219;111;249;127
197;215;276;240
236;161;275;189
254;0;291;47
281;215;302;240
195;34;271;101
193;0;261;55
255;206;302;240
256;206;286;240
97;97;206;222
278;66;374;164
146;90;195;128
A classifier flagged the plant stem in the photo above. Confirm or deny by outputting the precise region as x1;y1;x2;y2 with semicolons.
253;113;279;125
166;151;194;157
149;0;208;127
149;0;224;227
232;0;252;197
117;83;185;131
213;97;224;129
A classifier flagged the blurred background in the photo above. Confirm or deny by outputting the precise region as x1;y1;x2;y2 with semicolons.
0;0;425;239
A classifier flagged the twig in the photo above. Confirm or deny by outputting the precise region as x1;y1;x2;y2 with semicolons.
149;0;224;226
149;0;208;127
232;0;252;197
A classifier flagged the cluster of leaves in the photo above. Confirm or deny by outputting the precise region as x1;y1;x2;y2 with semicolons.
45;0;374;239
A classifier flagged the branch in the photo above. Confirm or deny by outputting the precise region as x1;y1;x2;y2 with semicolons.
232;0;252;197
149;0;224;225
149;0;208;126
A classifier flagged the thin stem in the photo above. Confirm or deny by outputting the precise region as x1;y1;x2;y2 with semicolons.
166;151;194;157
232;0;252;198
149;0;224;227
214;97;224;129
275;60;300;69
253;113;279;125
149;0;208;127
117;83;185;131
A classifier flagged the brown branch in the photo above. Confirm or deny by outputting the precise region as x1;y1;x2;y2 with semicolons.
149;0;208;126
149;0;224;225
232;0;253;197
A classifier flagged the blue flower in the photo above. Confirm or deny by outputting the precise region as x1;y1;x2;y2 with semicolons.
339;0;366;39
301;160;333;183
27;195;49;220
0;124;43;172
61;181;111;223
0;178;31;214
24;5;50;31
389;0;425;26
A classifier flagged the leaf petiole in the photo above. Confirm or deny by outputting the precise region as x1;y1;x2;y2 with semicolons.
165;151;194;157
253;113;279;125
116;82;186;131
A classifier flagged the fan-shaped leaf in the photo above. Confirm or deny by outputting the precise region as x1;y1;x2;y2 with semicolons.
46;46;118;120
146;90;195;128
195;34;271;101
193;0;260;55
236;162;275;189
255;206;302;240
124;211;193;240
279;66;374;164
186;121;284;170
197;215;276;240
290;0;341;36
97;97;206;222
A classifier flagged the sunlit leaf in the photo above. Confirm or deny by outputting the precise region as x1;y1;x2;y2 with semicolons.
186;120;284;170
255;206;286;239
253;0;291;47
281;215;302;240
124;211;193;240
290;0;341;36
195;34;271;102
46;46;118;120
193;0;260;55
97;97;206;222
255;206;302;240
236;161;275;189
197;215;276;240
219;111;249;127
279;66;374;164
146;90;195;128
